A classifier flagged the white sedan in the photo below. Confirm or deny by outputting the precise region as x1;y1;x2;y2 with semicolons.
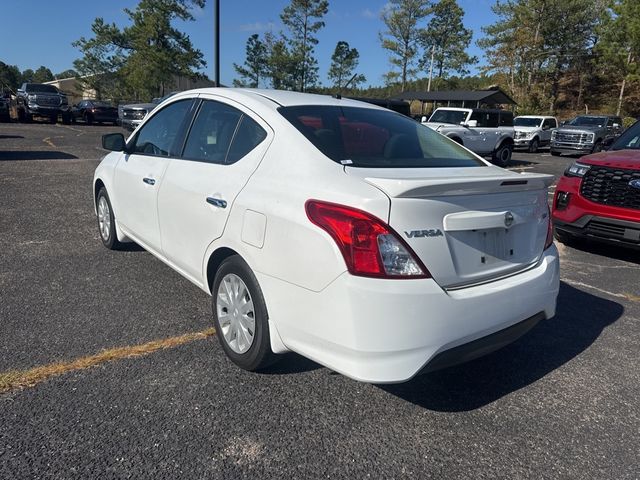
94;89;559;383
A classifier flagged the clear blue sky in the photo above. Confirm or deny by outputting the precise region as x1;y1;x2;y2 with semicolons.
0;0;496;87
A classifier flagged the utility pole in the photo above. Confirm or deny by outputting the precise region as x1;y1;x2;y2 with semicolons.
427;45;435;92
214;0;220;86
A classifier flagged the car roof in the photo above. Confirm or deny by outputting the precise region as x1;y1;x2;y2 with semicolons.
515;115;554;119
181;88;384;111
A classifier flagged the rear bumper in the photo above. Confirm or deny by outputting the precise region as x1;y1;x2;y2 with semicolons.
259;246;559;383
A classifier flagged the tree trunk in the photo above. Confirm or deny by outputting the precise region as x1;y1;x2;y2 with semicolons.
617;51;633;116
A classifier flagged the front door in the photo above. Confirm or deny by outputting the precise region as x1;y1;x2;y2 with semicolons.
157;96;272;282
113;99;193;252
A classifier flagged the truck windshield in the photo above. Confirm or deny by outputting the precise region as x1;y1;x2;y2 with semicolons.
514;117;541;127
279;105;485;168
25;84;59;94
427;109;469;125
568;116;607;127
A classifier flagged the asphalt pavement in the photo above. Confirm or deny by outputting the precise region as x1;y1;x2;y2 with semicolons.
0;121;638;479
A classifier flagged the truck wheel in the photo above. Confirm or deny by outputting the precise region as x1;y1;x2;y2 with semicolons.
528;138;539;153
49;115;57;124
551;151;561;157
84;113;93;125
492;143;512;167
591;141;602;153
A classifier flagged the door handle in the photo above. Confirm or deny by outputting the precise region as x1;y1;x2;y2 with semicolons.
206;197;227;208
143;177;155;186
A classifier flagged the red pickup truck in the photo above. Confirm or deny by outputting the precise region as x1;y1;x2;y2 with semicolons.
552;120;640;248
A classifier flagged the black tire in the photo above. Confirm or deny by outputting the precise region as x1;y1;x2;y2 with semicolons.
96;187;122;250
551;150;561;157
492;142;512;167
212;255;276;372
528;137;539;153
62;113;71;125
84;112;93;125
450;136;464;145
49;115;57;124
591;140;602;153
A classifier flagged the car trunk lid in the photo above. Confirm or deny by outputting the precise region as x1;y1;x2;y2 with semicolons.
346;166;554;288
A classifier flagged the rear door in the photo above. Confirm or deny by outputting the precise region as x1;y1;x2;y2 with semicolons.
157;96;272;281
113;99;193;252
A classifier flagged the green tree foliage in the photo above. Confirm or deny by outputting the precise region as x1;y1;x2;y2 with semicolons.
280;0;329;91
418;0;476;81
263;31;298;90
328;41;366;91
479;0;605;113
73;0;205;101
233;34;268;87
73;18;127;100
380;0;431;91
55;69;79;79
0;62;22;90
32;66;54;83
597;0;640;115
20;69;35;84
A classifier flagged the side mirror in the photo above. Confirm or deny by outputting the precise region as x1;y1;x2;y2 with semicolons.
102;133;126;152
464;120;478;128
560;121;566;126
612;123;620;129
421;116;427;123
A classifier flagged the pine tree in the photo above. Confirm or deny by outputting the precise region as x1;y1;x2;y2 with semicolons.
328;41;365;90
380;0;431;91
233;34;268;88
280;0;329;91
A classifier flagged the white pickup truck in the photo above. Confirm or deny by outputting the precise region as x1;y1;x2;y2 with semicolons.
422;107;515;167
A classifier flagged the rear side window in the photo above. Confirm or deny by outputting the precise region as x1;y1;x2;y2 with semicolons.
279;105;485;168
470;111;499;128
132;99;192;157
543;118;557;129
182;100;243;163
226;115;267;164
499;112;513;126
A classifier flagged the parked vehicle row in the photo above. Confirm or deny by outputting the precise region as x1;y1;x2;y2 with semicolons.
94;89;559;384
550;115;623;156
16;83;72;124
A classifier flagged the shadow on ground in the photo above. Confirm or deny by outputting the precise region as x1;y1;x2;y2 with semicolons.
379;281;623;411
507;158;539;168
0;151;78;161
0;135;24;140
557;237;640;265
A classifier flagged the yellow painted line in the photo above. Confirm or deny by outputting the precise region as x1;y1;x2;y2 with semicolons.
43;137;56;148
0;328;216;394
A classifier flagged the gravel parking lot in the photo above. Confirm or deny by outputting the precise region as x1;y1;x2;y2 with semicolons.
1;121;638;479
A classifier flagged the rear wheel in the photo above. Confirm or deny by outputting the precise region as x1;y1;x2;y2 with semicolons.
212;255;276;372
528;137;539;153
84;112;93;125
492;142;512;167
96;188;122;250
551;150;561;157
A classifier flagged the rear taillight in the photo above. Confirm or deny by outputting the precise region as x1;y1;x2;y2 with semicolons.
305;200;430;279
544;206;554;249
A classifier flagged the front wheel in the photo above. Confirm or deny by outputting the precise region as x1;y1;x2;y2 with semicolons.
591;141;602;153
551;150;561;157
528;138;539;153
212;256;276;372
492;143;512;167
96;188;122;250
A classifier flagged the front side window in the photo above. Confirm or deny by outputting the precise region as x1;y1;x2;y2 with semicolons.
543;118;557;129
280;105;485;168
132;99;192;157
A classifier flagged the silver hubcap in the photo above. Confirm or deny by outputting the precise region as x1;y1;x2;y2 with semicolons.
216;274;255;354
97;196;111;242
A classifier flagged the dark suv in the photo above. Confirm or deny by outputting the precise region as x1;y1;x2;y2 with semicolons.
16;83;72;124
550;115;623;156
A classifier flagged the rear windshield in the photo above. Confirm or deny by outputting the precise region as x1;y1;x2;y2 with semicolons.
428;109;469;125
25;84;58;94
279;105;485;168
514;117;541;127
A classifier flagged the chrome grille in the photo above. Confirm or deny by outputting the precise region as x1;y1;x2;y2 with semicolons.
122;109;147;120
580;165;640;210
555;132;591;143
36;95;61;106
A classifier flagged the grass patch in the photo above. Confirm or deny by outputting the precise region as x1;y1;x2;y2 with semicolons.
0;328;216;394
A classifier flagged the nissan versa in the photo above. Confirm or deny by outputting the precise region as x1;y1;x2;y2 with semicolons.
93;89;560;383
